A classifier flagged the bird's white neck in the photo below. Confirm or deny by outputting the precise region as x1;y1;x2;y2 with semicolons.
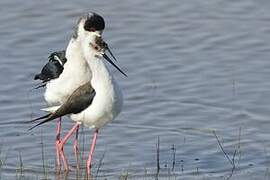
63;37;92;80
87;57;114;92
86;56;123;122
66;38;83;61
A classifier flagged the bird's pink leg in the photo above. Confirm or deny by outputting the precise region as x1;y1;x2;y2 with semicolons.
87;129;99;175
73;126;80;169
55;117;62;167
57;123;80;171
59;146;69;171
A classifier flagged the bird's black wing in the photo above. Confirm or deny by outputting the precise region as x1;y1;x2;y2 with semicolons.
34;50;67;83
29;82;95;130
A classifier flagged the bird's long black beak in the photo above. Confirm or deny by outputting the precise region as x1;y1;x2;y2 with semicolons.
104;43;117;62
103;53;127;77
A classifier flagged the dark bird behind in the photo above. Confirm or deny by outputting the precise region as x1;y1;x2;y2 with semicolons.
34;51;67;88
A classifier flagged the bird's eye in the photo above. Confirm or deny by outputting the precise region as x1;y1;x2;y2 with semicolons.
89;27;96;32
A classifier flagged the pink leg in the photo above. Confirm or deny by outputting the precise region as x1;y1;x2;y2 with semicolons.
87;129;99;175
55;117;62;167
57;123;80;171
73;126;80;169
59;147;69;171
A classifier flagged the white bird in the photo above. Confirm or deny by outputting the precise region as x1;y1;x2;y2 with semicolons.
33;12;112;170
31;36;126;175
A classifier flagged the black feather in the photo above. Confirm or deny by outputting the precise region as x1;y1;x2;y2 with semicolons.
29;117;52;130
34;83;46;89
84;13;105;32
28;113;51;123
34;50;67;83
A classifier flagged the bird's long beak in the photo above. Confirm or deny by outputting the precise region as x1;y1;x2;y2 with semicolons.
104;42;117;62
103;53;127;77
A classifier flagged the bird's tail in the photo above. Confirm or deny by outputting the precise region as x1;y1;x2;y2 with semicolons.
28;114;59;130
34;73;42;80
28;113;52;130
33;74;47;89
28;113;51;123
28;105;61;130
34;83;46;89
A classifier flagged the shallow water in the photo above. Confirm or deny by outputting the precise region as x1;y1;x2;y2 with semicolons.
1;0;270;179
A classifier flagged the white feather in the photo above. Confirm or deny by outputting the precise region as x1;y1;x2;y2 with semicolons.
41;106;60;113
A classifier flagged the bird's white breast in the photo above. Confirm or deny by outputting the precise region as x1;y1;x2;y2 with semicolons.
70;59;123;129
44;39;91;106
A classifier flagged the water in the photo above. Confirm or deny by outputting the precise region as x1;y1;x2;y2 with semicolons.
0;0;270;179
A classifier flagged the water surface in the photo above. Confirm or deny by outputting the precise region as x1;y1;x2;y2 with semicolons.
0;0;270;179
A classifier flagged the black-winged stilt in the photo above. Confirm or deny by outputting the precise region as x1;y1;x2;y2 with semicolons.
33;12;111;170
31;35;126;175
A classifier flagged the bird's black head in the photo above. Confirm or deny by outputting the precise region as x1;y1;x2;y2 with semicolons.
73;12;105;39
84;12;105;32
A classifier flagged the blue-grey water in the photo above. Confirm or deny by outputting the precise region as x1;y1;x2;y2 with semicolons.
1;0;270;179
